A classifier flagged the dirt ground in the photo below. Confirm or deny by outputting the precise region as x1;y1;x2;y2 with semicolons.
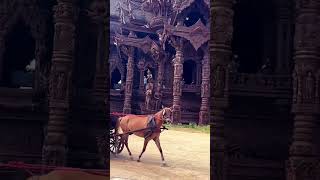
110;130;210;180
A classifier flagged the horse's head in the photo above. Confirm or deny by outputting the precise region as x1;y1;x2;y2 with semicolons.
160;106;173;124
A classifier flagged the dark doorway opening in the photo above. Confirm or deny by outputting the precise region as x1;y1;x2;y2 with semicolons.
232;0;276;73
2;21;35;88
183;60;196;84
111;68;121;89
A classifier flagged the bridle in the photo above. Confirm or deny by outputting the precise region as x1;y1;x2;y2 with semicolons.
161;108;172;124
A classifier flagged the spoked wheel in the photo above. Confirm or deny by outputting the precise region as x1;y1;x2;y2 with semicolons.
110;129;124;154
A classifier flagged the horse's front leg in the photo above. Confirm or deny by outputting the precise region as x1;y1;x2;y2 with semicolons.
153;136;167;167
137;138;151;162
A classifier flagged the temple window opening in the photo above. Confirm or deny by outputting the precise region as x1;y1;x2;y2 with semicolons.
1;21;35;89
183;60;197;85
111;68;122;90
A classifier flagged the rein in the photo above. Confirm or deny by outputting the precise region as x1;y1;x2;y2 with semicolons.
114;126;168;137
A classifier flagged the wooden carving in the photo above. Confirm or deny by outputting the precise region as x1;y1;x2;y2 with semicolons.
211;8;234;46
305;71;315;101
292;71;298;103
164;20;209;51
115;33;154;54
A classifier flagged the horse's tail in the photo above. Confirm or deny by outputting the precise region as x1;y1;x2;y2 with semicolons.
115;117;123;135
113;117;122;155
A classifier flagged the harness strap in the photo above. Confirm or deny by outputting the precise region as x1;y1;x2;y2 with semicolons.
144;115;157;139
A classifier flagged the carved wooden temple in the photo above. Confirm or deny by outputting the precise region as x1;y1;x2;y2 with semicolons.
110;0;210;125
0;0;319;179
211;0;320;179
0;0;108;178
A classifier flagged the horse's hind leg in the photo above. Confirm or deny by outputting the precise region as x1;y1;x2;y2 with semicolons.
123;135;133;160
153;136;166;166
137;138;151;162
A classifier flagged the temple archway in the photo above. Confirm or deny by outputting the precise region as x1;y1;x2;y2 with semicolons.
183;60;197;84
2;20;35;88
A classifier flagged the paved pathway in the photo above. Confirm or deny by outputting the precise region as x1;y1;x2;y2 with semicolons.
110;130;210;180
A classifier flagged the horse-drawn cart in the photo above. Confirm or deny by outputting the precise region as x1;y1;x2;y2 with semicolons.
109;116;124;154
109;114;168;155
97;108;172;166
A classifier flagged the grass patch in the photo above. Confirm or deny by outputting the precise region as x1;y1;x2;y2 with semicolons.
164;123;210;134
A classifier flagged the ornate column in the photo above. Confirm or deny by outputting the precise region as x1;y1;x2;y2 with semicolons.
196;61;201;85
155;59;165;110
123;45;135;114
138;59;145;90
211;0;234;179
171;37;184;123
286;1;320;179
42;0;77;166
199;49;210;125
34;38;48;101
92;14;108;109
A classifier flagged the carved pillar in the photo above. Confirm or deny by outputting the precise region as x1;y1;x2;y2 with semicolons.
123;46;135;114
211;0;234;179
93;15;108;106
171;37;184;123
196;61;201;85
155;59;164;109
275;6;292;74
199;50;210;125
34;39;47;100
138;59;145;90
42;0;77;166
287;1;320;179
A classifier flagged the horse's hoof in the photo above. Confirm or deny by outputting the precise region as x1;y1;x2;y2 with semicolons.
137;159;140;162
161;161;167;167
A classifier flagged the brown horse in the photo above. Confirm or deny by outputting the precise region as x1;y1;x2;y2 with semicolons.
115;107;173;166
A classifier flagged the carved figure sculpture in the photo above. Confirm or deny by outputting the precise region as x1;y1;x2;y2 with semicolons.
26;59;36;72
142;0;161;16
260;58;272;74
145;81;154;110
217;66;225;89
305;71;315;100
228;54;239;73
292;72;298;102
150;42;161;60
146;68;153;83
56;72;66;99
116;1;127;24
154;81;162;110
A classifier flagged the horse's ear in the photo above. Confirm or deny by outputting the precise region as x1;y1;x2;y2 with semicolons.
161;105;165;109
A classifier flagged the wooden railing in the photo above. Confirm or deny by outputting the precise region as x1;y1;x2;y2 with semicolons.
229;73;292;98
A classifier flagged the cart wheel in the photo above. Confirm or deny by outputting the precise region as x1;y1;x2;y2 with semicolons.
110;129;125;154
110;129;117;154
117;135;124;153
